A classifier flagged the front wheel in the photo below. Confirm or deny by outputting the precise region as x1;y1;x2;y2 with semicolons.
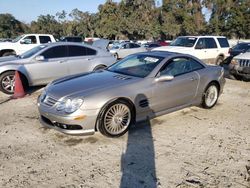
0;71;16;94
201;83;219;109
98;100;133;137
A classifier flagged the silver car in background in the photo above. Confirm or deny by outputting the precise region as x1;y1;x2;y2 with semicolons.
38;51;225;138
0;42;116;94
109;42;146;59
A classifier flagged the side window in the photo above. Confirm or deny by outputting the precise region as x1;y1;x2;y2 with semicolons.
39;36;52;44
217;38;229;48
205;38;217;49
68;45;87;56
131;43;140;48
195;38;205;49
86;47;96;55
23;35;37;44
125;44;130;49
41;46;67;59
160;57;204;76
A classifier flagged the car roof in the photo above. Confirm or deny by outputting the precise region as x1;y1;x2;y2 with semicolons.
136;51;178;58
177;35;227;38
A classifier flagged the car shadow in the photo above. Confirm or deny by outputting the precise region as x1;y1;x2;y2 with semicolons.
25;85;44;95
120;94;157;188
120;120;157;188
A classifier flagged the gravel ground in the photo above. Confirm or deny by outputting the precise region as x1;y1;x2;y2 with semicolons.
0;78;249;188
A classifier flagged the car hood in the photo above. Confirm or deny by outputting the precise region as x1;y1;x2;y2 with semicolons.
0;42;15;49
46;70;140;99
234;52;250;60
0;56;27;66
152;46;193;53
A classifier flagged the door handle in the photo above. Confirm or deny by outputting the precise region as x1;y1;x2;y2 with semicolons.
190;77;197;81
86;58;92;61
58;60;66;63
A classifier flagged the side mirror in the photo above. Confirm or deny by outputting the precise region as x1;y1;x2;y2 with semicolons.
35;55;45;61
155;75;174;82
20;39;31;44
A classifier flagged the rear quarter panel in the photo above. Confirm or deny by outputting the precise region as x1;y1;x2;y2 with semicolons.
194;65;225;104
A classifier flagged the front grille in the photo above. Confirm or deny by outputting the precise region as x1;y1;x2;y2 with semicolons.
239;59;250;67
42;96;58;107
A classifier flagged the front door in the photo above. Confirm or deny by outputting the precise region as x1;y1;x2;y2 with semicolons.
25;45;69;85
151;57;203;113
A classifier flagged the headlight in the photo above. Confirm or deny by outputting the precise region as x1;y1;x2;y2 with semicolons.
56;98;83;114
230;59;239;65
40;90;46;102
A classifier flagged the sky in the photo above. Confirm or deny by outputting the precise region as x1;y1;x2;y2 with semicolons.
0;0;120;23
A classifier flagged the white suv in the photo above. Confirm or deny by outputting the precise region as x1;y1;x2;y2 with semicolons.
153;36;230;65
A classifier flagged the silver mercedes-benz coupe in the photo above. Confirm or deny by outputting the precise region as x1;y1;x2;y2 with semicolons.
0;42;116;94
38;51;225;137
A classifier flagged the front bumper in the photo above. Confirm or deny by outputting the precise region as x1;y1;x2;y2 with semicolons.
229;64;250;79
38;101;99;136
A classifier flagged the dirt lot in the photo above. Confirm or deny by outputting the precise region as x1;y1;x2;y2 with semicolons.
0;78;249;188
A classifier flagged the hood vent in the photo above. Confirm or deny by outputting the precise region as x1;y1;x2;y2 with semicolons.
139;99;149;108
113;74;131;80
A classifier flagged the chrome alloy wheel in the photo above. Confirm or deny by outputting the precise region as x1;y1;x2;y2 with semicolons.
205;85;218;107
104;103;131;135
2;74;15;93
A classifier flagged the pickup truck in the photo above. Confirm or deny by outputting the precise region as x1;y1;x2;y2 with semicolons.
0;34;56;57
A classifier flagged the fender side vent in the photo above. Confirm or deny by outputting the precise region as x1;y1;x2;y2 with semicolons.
139;99;149;108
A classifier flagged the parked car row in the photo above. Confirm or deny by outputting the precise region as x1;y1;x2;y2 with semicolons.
0;42;116;94
0;33;228;138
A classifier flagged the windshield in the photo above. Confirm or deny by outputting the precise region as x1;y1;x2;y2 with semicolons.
170;37;197;47
232;43;250;50
111;45;120;50
108;54;164;78
20;45;47;59
12;35;24;43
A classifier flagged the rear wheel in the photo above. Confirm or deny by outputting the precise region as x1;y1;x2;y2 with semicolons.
2;51;16;57
215;56;224;65
114;53;119;60
93;65;107;71
202;83;219;109
98;100;133;137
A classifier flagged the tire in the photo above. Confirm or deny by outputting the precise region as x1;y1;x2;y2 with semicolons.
234;75;242;80
93;65;107;71
2;51;16;57
201;83;219;109
114;53;119;60
0;71;16;94
98;100;134;137
215;56;224;66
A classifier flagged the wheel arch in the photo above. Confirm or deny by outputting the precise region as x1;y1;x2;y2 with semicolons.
0;49;16;57
0;69;30;87
94;97;136;131
93;64;107;71
205;80;221;94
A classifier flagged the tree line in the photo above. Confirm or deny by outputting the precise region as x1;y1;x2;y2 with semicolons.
0;0;249;40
